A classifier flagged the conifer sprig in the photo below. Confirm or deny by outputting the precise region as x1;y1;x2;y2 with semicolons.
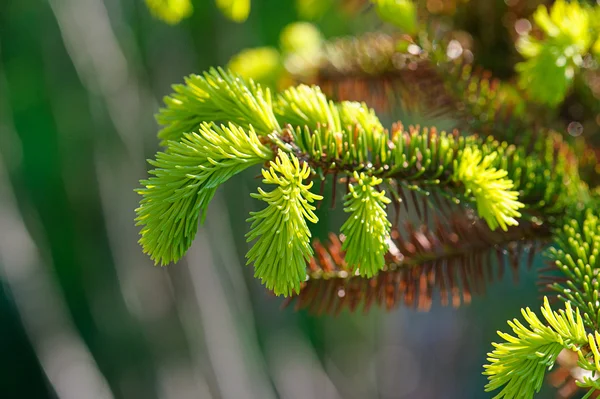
275;84;341;132
138;2;600;396
486;211;600;399
138;69;540;297
156;68;280;145
484;298;589;399
136;122;273;265
453;147;523;231
544;211;600;329
341;173;391;277
245;152;323;296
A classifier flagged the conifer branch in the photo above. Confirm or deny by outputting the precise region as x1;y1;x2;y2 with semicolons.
156;68;280;145
138;69;549;298
246;152;322;296
453;147;523;231
484;298;589;399
137;3;600;397
136;122;273;265
275;85;341;133
341;172;392;277
287;217;549;314
486;211;600;399
541;211;600;330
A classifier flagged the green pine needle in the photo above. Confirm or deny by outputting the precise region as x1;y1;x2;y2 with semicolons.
454;147;524;231
156;68;280;145
341;172;392;278
337;101;385;138
484;298;588;399
275;84;341;132
246;152;323;296
548;211;600;329
136;122;273;265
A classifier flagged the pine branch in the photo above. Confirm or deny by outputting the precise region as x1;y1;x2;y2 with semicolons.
156;67;280;145
275;85;342;132
246;152;323;296
136;122;273;265
285;216;549;314
489;210;600;399
340;172;392;277
540;211;600;330
138;69;586;302
453;147;523;231
138;4;600;398
484;298;589;399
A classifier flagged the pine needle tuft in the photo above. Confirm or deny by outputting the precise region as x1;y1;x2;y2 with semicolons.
136;122;272;265
454;147;524;231
341;172;392;278
246;152;323;296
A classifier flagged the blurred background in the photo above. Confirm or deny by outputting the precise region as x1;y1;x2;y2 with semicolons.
0;0;556;398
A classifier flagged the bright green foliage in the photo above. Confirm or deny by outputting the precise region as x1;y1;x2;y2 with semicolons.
341;173;391;277
145;0;192;24
156;68;280;145
140;69;583;301
136;122;273;265
547;211;600;329
516;39;576;107
287;117;388;170
484;298;589;399
453;147;523;231
486;211;600;399
140;69;557;299
215;0;251;22
530;0;591;47
246;152;323;296
290;120;526;234
371;0;418;35
227;47;282;86
582;332;600;394
275;85;341;132
337;102;384;136
516;0;594;106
